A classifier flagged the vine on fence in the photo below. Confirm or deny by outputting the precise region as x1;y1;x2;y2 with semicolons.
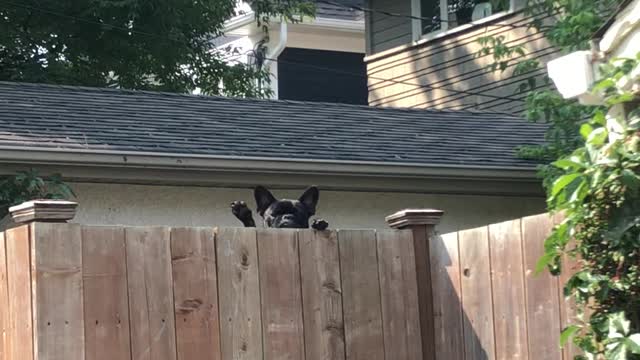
541;56;640;359
477;0;639;358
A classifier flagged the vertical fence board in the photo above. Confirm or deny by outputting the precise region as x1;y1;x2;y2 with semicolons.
299;230;345;360
0;231;8;360
31;222;84;360
125;227;177;360
554;212;581;360
376;230;422;360
257;229;305;360
459;226;496;360
170;227;221;360
215;228;262;360
522;214;563;360
411;225;436;360
5;225;32;360
558;252;580;360
338;230;384;360
82;226;131;360
489;220;528;360
430;232;464;360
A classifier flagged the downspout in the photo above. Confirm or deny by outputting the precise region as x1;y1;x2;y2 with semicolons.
263;21;288;99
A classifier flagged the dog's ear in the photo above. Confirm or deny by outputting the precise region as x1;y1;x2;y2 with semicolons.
254;186;277;216
299;186;319;216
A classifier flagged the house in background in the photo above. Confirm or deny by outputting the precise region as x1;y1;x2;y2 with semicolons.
364;0;558;113
217;0;368;104
0;82;547;232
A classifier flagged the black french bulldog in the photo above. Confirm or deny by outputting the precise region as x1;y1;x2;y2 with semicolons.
231;186;329;230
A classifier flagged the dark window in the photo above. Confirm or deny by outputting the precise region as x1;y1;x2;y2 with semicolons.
277;47;368;105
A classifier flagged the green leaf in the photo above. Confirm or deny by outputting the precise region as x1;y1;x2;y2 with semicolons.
535;252;557;274
587;127;608;146
621;169;640;192
606;340;628;360
592;78;615;92
551;173;581;197
569;179;588;203
609;312;631;337
627;334;640;354
580;123;594;139
560;325;581;346
593;111;607;126
553;158;585;170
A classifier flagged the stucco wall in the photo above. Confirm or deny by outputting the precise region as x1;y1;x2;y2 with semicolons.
70;182;546;233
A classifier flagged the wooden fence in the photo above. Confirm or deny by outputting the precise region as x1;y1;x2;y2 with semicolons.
429;213;579;360
0;211;578;360
0;224;422;360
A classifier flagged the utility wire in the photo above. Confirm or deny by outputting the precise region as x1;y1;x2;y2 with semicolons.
316;0;529;29
260;54;524;102
0;0;525;103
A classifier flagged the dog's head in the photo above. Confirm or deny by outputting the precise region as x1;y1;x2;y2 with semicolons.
254;186;319;228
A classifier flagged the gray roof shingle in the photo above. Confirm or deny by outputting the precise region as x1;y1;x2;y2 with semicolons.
0;81;546;169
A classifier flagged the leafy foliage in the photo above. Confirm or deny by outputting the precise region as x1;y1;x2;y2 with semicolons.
478;0;640;358
476;0;621;175
540;56;640;359
0;170;75;219
0;0;314;97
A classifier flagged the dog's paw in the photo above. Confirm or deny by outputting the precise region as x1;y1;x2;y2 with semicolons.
311;219;329;231
230;201;255;226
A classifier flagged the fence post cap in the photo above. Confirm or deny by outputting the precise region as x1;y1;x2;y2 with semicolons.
386;208;444;229
9;199;78;224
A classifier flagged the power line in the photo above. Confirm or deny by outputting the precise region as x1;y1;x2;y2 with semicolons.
0;0;524;103
261;54;524;102
316;0;528;29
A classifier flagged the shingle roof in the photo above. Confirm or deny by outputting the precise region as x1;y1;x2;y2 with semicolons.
316;0;364;21
0;82;546;169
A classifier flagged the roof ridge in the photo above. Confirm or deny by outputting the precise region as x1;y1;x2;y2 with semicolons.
0;81;522;117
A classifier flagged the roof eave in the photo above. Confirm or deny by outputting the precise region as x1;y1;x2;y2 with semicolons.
0;147;543;196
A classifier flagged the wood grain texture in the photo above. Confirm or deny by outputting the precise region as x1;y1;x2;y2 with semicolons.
459;226;496;360
31;222;84;360
5;225;33;360
257;229;305;360
125;227;177;360
170;227;221;360
522;214;562;360
376;229;422;360
489;220;528;360
430;232;464;360
299;230;345;360
558;252;580;360
553;213;581;360
0;231;8;360
215;228;262;360
82;226;131;360
338;230;384;360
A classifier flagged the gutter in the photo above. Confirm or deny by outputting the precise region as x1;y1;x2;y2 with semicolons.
223;12;363;34
265;21;288;66
223;11;256;33
0;146;538;180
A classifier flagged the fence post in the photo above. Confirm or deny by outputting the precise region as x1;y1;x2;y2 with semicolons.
5;200;81;360
386;208;444;360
